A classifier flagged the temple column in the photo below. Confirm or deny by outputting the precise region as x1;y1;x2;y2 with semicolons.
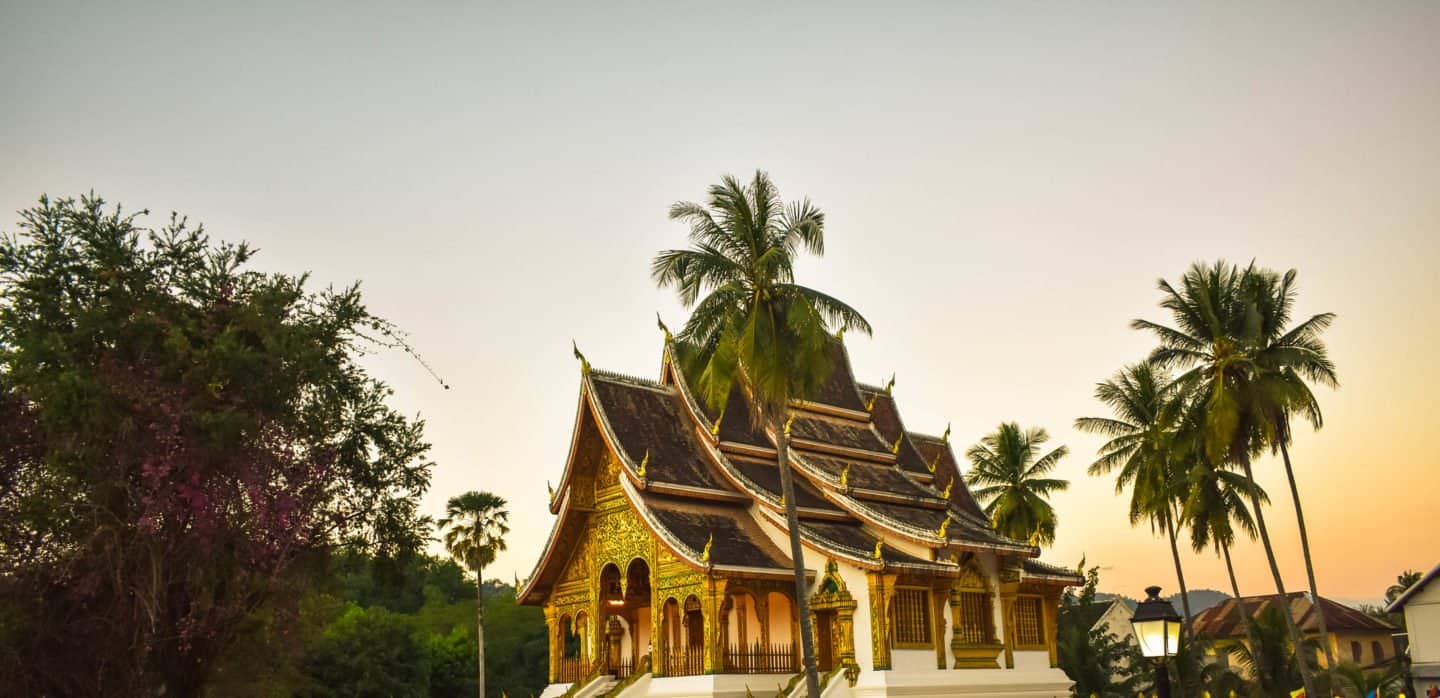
1043;588;1062;668
998;581;1019;670
544;605;560;683
867;572;895;671
703;577;728;674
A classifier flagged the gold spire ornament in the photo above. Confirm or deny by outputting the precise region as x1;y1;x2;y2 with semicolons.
927;451;940;474
884;373;895;394
636;449;649;478
572;340;591;374
840;463;851;488
710;404;726;436
865;393;878;412
890;434;903;455
942;479;953;499
700;533;713;562
936;518;950;539
656;313;672;343
872;539;885;560
547;480;556;504
784;414;796;435
941;423;951;443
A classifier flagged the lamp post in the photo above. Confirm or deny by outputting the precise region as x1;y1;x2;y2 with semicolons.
1132;586;1183;698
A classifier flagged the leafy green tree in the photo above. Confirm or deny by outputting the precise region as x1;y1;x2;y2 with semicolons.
652;171;871;697
1075;363;1195;625
964;422;1070;547
1134;261;1327;695
1056;564;1147;698
437;492;510;698
301;606;432;698
0;195;433;696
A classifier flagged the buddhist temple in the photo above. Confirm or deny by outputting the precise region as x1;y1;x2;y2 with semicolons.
518;335;1081;697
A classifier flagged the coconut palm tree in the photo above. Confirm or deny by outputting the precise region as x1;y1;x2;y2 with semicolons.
1133;261;1321;697
1223;604;1317;698
963;422;1070;547
1243;267;1340;671
1181;445;1270;680
652;171;871;697
438;491;510;698
1075;363;1195;625
1385;570;1424;605
1333;661;1405;698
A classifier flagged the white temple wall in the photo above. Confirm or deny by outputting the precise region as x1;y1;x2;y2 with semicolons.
838;560;874;671
889;649;934;672
1012;650;1050;671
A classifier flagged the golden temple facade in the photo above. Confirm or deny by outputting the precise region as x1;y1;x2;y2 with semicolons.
518;337;1081;697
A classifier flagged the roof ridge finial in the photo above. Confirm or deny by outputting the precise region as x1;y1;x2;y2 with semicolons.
656;312;672;343
835;322;848;341
636;449;649;478
572;340;591;375
936;518;950;539
547;480;555;504
942;479;953;499
927;451;940;474
710;403;726;436
700;533;713;562
884;373;895;394
942;422;951;443
784;413;796;436
872;539;884;560
840;463;850;489
890;433;903;455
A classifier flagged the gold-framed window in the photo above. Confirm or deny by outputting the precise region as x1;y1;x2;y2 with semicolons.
953;591;992;645
891;587;933;648
1014;595;1044;648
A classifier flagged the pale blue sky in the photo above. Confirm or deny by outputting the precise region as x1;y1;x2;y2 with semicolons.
4;1;1437;601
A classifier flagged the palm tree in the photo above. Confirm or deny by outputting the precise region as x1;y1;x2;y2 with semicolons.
438;491;510;698
1181;445;1270;682
1385;570;1424;605
1223;604;1316;698
1244;267;1340;672
963;422;1070;547
1333;661;1405;698
1134;261;1321;697
1075;363;1195;625
652;171;871;697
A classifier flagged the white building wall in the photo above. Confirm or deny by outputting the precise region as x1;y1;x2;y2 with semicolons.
1405;580;1440;686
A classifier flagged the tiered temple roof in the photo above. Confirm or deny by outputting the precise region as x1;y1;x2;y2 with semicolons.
519;337;1079;605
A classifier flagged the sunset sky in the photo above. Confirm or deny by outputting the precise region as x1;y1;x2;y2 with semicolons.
3;2;1437;604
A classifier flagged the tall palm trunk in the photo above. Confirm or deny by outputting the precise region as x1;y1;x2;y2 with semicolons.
476;563;486;698
1237;453;1317;698
1220;541;1264;681
1279;440;1334;671
1163;506;1193;697
775;410;821;697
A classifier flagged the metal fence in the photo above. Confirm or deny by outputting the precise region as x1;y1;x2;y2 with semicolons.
555;656;585;683
663;645;704;676
723;641;798;674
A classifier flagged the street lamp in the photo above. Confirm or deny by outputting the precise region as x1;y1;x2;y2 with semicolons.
1132;586;1183;698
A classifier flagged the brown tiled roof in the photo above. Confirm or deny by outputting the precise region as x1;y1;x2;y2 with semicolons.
727;457;838;512
801;520;938;568
790;415;889;453
1192;593;1398;639
801;454;939;499
860;389;932;475
588;373;731;492
643;494;793;571
802;340;869;412
911;434;988;522
1022;558;1085;584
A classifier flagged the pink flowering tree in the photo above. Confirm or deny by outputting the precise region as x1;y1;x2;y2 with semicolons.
0;195;434;696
